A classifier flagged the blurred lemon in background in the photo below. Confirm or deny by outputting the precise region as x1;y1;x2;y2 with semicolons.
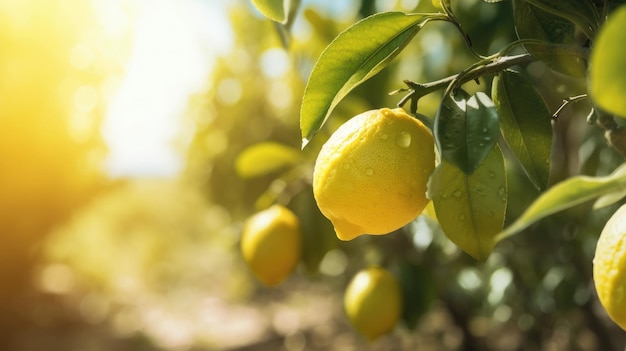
241;205;302;287
344;266;403;340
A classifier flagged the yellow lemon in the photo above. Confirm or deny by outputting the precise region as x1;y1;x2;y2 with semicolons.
313;107;435;241
594;203;626;330
344;266;403;340
241;205;302;287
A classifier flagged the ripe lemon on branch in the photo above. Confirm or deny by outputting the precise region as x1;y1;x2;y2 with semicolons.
594;203;626;330
313;107;435;241
241;205;302;287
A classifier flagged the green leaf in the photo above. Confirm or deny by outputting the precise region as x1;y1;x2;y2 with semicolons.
235;142;300;178
520;0;598;38
251;0;286;23
492;70;552;190
594;188;626;210
589;4;626;118
497;163;626;241
399;261;434;329
435;90;499;174
300;12;440;147
428;145;507;261
513;0;586;77
303;8;337;43
291;187;338;274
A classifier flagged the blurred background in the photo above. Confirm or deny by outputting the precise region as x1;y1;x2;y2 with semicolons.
2;0;626;350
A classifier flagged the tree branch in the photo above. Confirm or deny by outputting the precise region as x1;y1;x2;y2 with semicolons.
397;53;533;112
596;110;626;158
395;44;590;114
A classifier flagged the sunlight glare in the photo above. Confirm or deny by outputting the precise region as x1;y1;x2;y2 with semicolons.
102;0;231;178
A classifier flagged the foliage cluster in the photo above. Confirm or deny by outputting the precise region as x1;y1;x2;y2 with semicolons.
241;0;626;347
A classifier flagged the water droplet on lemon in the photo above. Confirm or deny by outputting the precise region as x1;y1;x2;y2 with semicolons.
396;132;412;148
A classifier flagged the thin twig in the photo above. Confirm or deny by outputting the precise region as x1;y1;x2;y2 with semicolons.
552;94;588;120
441;0;485;60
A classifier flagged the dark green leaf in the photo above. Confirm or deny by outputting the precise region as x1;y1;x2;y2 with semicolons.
589;4;626;118
235;142;300;178
520;0;599;38
435;90;499;174
513;0;586;77
492;70;552;190
400;261;434;329
291;188;338;274
300;12;440;147
497;163;626;241
428;145;507;261
251;0;286;23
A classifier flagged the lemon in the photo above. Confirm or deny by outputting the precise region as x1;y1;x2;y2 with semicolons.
241;205;302;287
313;107;435;241
344;266;403;340
594;204;626;330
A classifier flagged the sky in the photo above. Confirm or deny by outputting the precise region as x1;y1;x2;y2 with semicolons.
101;0;232;178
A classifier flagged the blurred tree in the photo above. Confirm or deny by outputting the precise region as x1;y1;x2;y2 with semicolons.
0;0;111;347
191;0;626;350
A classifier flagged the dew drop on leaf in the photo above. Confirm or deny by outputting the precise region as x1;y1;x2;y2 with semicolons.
498;186;506;202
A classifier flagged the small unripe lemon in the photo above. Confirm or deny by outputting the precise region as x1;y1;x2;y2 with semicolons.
241;205;302;287
344;266;403;340
594;204;626;330
313;107;435;240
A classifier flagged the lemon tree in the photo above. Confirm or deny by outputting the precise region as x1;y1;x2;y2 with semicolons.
238;0;626;344
344;266;403;340
241;205;302;287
